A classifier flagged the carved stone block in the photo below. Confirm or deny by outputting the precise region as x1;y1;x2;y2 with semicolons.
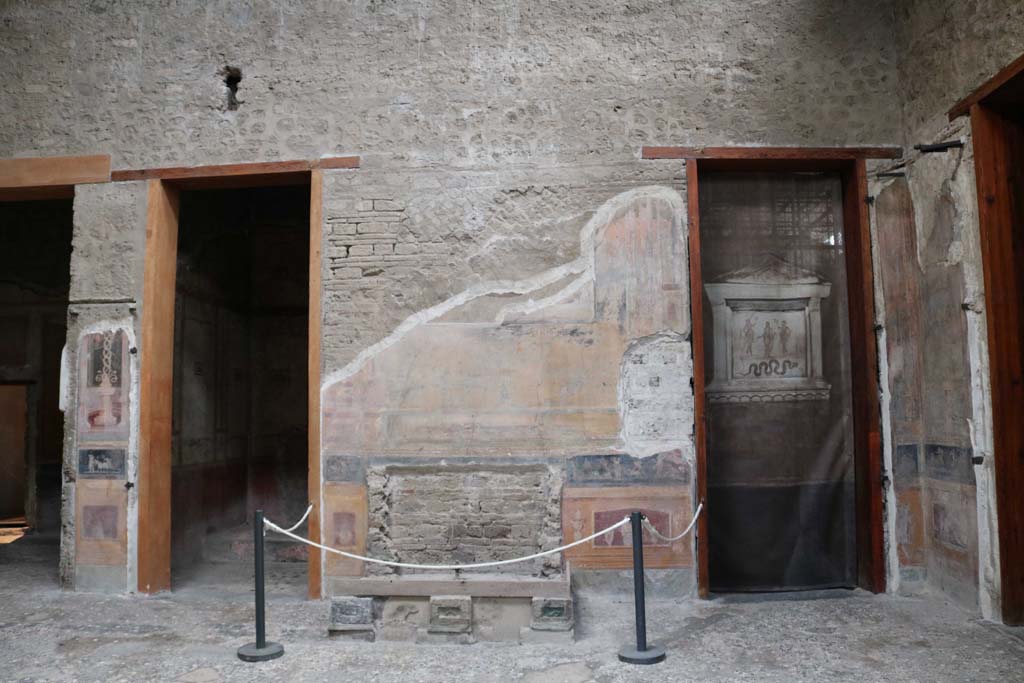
428;595;472;634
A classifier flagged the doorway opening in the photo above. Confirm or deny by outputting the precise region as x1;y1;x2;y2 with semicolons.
697;172;857;591
683;154;884;597
169;184;310;598
0;198;73;573
954;53;1024;624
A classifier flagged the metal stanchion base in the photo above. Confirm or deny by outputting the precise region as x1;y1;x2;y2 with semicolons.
618;644;666;665
237;642;284;662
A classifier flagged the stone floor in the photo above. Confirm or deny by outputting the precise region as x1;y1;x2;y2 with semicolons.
2;534;1023;682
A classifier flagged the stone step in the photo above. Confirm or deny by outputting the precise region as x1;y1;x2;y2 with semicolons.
203;524;308;564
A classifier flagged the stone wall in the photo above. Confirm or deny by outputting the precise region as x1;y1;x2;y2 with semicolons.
873;0;1024;617
0;1;901;168
11;0;1019;605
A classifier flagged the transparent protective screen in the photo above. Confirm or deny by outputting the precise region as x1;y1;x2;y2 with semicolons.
699;172;856;591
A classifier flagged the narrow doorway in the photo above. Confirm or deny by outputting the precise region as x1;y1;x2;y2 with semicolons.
169;185;309;597
0;198;73;571
960;55;1024;625
698;172;858;591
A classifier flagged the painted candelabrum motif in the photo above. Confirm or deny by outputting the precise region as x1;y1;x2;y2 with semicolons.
705;255;831;403
78;329;129;442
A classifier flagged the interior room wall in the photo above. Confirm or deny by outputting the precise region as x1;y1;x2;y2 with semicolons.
0;199;73;532
171;186;308;571
877;0;1024;616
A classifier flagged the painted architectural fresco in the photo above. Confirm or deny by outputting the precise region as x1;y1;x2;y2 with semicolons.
74;329;131;589
705;256;832;403
319;187;696;584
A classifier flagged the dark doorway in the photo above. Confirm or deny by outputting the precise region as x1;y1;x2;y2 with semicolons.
698;172;858;592
0;198;72;566
169;185;309;597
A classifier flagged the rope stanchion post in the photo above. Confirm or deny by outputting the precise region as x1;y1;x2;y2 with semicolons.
618;511;666;665
237;510;285;662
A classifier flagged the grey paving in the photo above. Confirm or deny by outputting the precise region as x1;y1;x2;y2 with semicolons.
2;536;1022;683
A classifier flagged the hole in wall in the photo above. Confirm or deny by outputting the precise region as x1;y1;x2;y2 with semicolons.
219;66;242;111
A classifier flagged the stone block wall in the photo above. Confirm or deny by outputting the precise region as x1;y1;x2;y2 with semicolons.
365;463;563;576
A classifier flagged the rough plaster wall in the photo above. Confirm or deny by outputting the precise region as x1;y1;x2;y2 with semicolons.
61;182;148;590
0;1;900;168
69;183;147;304
0;0;917;594
888;0;1022;617
897;0;1024;144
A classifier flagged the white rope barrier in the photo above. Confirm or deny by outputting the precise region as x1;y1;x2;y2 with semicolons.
641;502;703;543
264;513;633;571
264;503;703;572
278;504;314;533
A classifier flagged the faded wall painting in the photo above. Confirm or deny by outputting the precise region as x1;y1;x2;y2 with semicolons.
73;327;132;588
77;330;129;443
318;187;695;584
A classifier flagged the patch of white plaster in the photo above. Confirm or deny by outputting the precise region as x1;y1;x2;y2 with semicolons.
951;136;1001;622
618;332;695;460
58;344;70;413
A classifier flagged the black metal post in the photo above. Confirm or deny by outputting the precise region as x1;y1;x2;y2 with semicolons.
618;511;666;665
913;140;964;153
237;510;285;662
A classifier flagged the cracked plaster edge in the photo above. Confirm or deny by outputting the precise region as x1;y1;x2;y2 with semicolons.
867;176;902;595
616;331;695;461
952;137;1000;622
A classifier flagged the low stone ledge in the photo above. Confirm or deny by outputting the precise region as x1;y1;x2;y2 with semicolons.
327;572;570;599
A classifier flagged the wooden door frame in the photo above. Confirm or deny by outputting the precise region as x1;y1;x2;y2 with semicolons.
644;146;896;596
135;158;354;597
950;53;1024;625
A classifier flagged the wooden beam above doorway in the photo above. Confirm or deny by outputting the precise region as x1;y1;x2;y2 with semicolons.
0;154;111;189
641;146;902;161
110;156;360;185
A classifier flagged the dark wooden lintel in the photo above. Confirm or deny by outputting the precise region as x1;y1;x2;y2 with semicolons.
110;156;360;183
642;146;902;161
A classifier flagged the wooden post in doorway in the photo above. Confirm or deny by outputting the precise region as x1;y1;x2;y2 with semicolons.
307;169;323;600
137;180;179;594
